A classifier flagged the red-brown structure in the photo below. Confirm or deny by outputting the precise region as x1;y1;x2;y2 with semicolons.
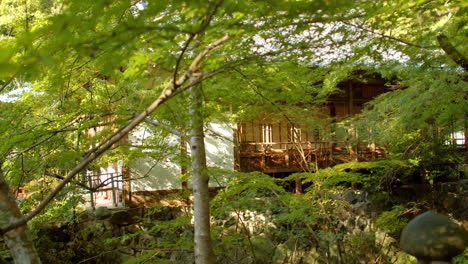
236;75;389;174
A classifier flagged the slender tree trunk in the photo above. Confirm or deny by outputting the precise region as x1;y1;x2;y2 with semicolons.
188;81;215;264
0;164;42;264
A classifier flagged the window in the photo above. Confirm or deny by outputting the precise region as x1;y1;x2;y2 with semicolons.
262;124;273;143
446;131;466;147
288;125;301;142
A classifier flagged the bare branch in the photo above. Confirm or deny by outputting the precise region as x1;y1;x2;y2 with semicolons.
129;161;161;181
173;35;198;88
205;127;234;144
173;0;224;88
44;171;93;191
341;21;426;49
144;117;187;139
14;115;89;157
189;35;230;74
77;248;123;264
0;76;16;94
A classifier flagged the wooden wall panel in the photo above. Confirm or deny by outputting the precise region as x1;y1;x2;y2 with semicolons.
362;84;385;98
352;103;363;115
335;102;347;117
245;121;254;142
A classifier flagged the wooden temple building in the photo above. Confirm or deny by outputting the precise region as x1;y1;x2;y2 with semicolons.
235;75;389;175
83;73;395;207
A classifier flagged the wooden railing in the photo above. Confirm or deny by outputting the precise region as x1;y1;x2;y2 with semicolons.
84;172;124;208
238;141;386;173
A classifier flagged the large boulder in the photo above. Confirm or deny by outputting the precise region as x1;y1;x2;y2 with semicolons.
400;210;467;262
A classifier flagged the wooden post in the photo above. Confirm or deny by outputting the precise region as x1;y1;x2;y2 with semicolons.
233;123;240;171
181;138;188;190
88;173;95;210
122;166;131;207
110;173;116;207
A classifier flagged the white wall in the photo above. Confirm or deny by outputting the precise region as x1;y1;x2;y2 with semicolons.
128;122;234;191
205;122;234;187
129;156;182;191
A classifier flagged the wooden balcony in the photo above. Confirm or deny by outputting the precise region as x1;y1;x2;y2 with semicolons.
238;142;386;173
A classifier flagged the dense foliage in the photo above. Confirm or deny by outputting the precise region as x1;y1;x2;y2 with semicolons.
0;0;466;263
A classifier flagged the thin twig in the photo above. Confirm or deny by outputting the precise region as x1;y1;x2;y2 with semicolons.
144;117;187;139
173;0;224;88
14;115;88;157
0;76;15;93
233;208;258;262
77;248;123;264
44;171;93;191
341;21;426;49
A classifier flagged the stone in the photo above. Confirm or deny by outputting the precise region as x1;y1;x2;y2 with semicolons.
118;247;135;256
351;201;370;215
457;179;468;193
341;190;360;203
400;210;467;262
110;207;143;226
170;251;194;263
139;233;156;247
146;205;178;221
341;190;368;205
439;182;458;193
442;193;457;209
75;209;94;222
95;206;111;220
375;231;396;248
37;223;70;242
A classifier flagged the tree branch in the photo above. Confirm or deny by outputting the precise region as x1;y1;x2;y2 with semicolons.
171;46;313;98
341;21;426;49
173;0;224;88
437;33;468;71
143;117;187;139
14;115;89;157
0;34;231;236
44;171;93;191
0;76;15;94
188;35;231;77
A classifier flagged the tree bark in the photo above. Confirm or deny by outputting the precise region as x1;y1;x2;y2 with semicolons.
437;33;468;72
0;164;41;264
188;80;216;264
